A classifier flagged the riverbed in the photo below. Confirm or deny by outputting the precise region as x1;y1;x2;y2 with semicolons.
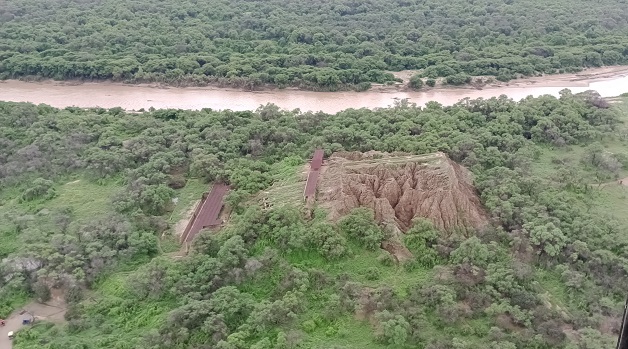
1;66;628;113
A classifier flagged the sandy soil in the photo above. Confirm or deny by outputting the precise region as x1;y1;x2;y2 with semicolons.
490;66;628;88
389;70;419;82
0;301;67;349
318;151;488;234
316;151;489;262
4;65;628;92
390;66;628;87
174;200;200;239
592;177;628;188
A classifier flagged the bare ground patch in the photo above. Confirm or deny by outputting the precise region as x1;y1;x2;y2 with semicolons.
381;223;414;263
173;199;200;238
0;295;67;349
599;315;621;336
318;151;488;235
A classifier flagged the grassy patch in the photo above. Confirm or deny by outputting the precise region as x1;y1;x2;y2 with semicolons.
48;178;120;217
167;178;208;226
531;145;586;178
536;268;570;309
159;233;182;253
0;228;20;259
262;156;307;208
0;290;29;318
303;315;389;349
0;176;122;259
592;184;628;226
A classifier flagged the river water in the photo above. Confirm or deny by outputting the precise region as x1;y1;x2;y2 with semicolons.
1;73;627;113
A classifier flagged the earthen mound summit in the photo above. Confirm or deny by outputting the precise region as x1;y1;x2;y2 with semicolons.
318;152;488;234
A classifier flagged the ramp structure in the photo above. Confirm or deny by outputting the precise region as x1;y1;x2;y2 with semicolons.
180;183;230;243
304;149;324;201
617;296;628;349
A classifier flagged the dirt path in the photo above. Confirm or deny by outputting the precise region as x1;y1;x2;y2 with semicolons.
172;199;200;240
0;317;22;349
592;177;628;189
0;301;67;349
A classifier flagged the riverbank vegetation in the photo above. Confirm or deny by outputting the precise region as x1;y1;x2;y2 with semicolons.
1;91;628;348
1;0;628;90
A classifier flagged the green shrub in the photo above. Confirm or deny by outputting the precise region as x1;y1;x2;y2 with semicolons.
404;219;441;267
364;267;381;281
337;328;350;338
355;82;372;91
32;280;51;302
403;259;420;272
20;178;56;202
409;74;424;90
375;311;410;345
325;326;338;336
445;73;471;85
338;208;384;250
377;252;395;266
301;319;317;333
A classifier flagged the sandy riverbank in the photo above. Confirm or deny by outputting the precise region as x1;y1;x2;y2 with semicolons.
1;66;627;113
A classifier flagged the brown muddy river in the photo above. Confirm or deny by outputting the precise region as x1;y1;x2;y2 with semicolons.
1;71;627;113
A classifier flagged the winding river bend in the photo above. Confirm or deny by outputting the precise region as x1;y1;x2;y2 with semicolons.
1;69;627;113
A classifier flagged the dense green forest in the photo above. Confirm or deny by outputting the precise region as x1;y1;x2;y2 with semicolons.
1;0;628;89
1;91;628;348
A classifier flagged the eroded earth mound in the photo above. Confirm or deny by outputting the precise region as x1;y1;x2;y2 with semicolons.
319;152;488;235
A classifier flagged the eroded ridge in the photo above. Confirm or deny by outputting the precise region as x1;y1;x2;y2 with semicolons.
319;152;488;234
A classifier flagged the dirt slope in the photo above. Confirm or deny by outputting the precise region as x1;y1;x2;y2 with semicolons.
319;152;488;235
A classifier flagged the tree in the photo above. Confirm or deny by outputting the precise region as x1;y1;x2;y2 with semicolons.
337;208;384;250
139;184;175;215
309;223;348;259
446;73;471;85
524;222;567;257
32;280;51;303
128;258;174;300
20;178;56;202
190;153;224;182
375;310;410;345
572;327;615;349
404;219;440;267
490;341;516;349
409;74;424;90
449;236;493;268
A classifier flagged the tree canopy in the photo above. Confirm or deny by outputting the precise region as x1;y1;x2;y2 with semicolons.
2;91;628;348
0;0;627;89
